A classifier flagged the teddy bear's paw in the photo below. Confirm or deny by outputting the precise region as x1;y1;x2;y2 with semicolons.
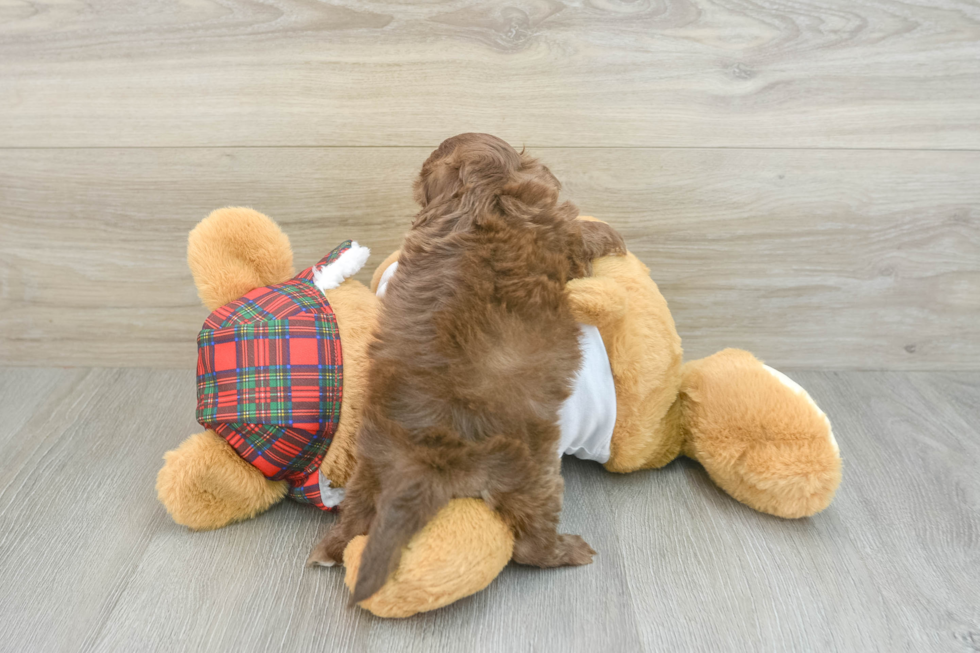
157;431;288;530
732;438;842;518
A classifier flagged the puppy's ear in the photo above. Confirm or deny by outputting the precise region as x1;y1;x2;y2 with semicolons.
414;160;462;209
497;159;561;214
499;173;559;209
577;220;626;260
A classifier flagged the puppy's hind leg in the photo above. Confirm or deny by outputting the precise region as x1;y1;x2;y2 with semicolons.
307;462;380;567
496;465;595;568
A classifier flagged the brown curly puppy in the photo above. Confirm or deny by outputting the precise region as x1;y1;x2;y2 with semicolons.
308;133;625;604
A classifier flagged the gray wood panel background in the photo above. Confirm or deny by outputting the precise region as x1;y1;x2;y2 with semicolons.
1;0;979;369
2;0;979;149
0;367;977;652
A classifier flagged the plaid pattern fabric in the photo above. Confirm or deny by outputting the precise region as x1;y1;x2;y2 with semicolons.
288;469;325;505
196;241;351;510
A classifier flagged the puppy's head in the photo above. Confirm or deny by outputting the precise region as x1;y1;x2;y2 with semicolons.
413;134;562;224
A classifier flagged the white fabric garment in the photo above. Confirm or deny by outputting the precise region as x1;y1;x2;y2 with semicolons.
318;476;346;509
375;260;618;464
375;259;399;297
557;325;617;463
312;241;371;292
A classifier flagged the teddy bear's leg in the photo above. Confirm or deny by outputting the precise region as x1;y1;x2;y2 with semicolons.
341;498;514;618
679;349;841;518
157;431;288;530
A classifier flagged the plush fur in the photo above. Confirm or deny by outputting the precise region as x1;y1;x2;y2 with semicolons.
313;243;372;292
309;134;625;603
566;250;686;473
370;249;401;293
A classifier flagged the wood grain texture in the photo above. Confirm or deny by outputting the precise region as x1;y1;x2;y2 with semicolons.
0;367;977;652
1;0;979;148
1;147;977;369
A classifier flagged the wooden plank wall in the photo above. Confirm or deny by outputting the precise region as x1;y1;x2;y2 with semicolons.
1;0;978;369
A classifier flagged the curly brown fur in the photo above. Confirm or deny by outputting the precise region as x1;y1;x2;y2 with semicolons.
309;134;624;604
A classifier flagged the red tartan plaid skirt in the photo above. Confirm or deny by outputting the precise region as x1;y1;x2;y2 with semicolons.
196;242;350;510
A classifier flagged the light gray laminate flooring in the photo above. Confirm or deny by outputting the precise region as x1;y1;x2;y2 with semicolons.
0;367;977;652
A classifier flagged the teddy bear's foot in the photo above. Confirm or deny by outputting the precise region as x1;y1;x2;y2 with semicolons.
680;349;841;519
341;498;514;618
157;431;288;530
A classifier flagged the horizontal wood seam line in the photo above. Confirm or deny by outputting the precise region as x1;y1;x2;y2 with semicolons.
2;146;980;153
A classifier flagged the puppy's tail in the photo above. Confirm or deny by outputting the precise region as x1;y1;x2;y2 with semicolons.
349;474;452;606
349;430;531;605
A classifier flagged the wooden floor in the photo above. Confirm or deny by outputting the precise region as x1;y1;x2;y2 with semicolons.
0;366;977;652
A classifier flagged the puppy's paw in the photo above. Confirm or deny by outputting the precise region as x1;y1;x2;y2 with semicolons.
556;533;596;567
579;220;626;260
306;535;346;568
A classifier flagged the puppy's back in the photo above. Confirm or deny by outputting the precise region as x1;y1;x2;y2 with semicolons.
352;134;592;601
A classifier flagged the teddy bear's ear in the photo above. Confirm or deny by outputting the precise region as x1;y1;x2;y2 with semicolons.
188;208;295;310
